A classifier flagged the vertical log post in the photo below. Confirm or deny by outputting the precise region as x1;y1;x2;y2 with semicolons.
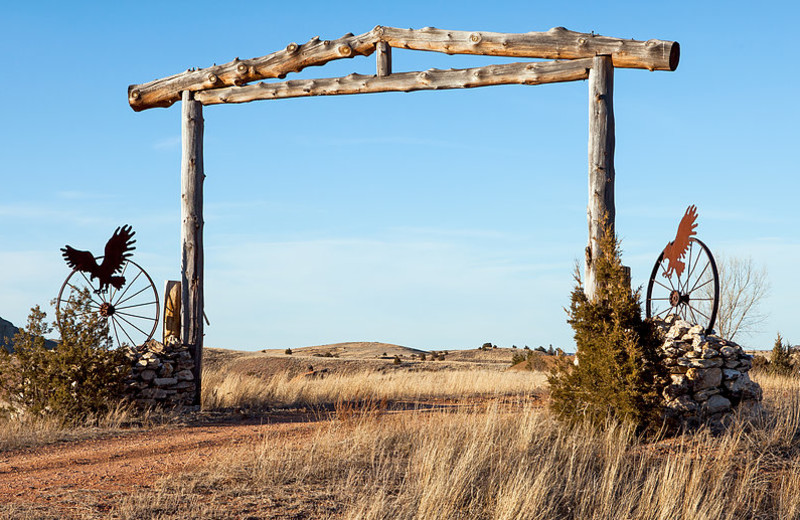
585;55;615;301
181;90;205;406
376;41;392;77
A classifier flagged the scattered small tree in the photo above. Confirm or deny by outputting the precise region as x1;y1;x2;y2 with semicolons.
284;348;293;355
393;355;401;365
769;332;793;375
548;222;667;432
420;353;427;361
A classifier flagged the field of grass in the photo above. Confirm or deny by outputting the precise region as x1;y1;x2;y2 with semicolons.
3;358;800;519
118;368;800;519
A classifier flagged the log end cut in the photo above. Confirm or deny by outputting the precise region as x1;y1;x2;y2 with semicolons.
669;41;680;71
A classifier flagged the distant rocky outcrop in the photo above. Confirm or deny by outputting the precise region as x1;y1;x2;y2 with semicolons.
0;316;58;353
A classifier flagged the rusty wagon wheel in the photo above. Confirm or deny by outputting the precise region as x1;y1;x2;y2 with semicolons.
56;258;160;348
645;238;720;334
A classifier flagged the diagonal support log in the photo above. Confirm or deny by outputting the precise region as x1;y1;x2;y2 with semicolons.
194;59;592;105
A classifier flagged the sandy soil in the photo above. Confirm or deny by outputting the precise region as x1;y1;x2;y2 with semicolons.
0;411;319;518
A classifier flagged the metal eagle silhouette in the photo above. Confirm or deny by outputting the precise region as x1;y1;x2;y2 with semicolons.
662;205;698;278
60;225;136;293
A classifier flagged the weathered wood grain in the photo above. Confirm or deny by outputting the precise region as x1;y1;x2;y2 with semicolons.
379;26;679;70
585;55;615;301
376;41;392;77
129;26;678;111
180;91;205;405
194;59;592;105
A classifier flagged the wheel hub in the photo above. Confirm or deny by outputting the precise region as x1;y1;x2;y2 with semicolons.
669;290;689;307
99;302;115;317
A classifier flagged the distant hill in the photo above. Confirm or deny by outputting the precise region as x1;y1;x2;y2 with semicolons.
0;316;58;353
1;316;17;351
260;341;426;359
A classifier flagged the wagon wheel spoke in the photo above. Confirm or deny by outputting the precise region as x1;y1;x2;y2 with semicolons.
111;315;137;347
659;264;677;291
115;300;158;312
109;261;130;304
653;279;672;292
114;313;152;339
689;275;714;295
114;285;151;308
111;317;122;348
112;269;144;307
115;310;158;322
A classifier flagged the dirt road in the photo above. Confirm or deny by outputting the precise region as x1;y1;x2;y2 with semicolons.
0;412;318;518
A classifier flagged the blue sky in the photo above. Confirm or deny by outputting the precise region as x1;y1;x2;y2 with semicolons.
1;1;797;350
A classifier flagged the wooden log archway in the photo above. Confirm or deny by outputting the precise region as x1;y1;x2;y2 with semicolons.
129;25;679;405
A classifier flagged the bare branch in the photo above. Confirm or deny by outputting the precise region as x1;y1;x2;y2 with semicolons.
704;255;770;341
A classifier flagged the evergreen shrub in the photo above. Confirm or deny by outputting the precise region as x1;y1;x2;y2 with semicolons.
548;222;667;432
0;289;129;420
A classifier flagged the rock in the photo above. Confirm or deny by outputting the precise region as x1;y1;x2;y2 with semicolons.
704;395;732;415
724;358;740;369
140;388;168;399
176;369;194;381
153;377;178;387
720;346;737;358
140;369;156;382
701;348;720;359
689;324;704;335
742;381;763;401
159;363;174;378
667;394;698;414
688;358;723;369
693;387;720;402
144;339;166;354
722;369;740;381
687;367;722;391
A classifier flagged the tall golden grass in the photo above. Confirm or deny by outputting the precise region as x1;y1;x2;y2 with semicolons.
201;368;548;409
114;369;800;519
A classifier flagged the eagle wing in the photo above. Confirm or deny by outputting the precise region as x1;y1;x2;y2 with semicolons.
101;225;136;275
671;205;698;260
61;246;98;273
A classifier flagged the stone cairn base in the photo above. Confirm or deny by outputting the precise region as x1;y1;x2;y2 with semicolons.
656;315;762;432
124;335;196;408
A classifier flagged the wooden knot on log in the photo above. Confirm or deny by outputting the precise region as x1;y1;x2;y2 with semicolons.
206;73;218;84
286;42;298;53
578;37;587;45
237;63;248;74
469;32;482;44
130;90;140;101
338;45;352;57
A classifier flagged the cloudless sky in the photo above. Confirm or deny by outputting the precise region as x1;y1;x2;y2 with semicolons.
1;0;797;351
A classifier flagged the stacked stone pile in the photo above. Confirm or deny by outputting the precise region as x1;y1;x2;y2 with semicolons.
655;315;762;431
124;336;196;407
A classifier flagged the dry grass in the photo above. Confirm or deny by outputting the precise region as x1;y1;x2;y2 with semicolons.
0;401;168;452
110;368;800;519
201;367;548;409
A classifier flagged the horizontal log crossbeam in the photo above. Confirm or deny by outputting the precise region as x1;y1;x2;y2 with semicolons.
129;26;679;111
194;59;592;105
